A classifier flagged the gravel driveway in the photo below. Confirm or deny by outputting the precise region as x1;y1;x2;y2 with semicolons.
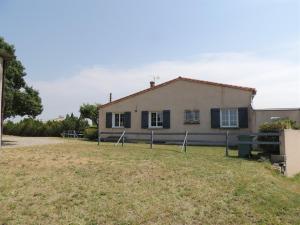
2;135;64;148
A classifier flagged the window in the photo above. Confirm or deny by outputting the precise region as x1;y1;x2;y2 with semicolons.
184;110;200;124
220;108;238;128
112;113;124;128
149;112;163;128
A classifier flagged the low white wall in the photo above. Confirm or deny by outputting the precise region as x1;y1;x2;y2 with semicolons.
280;129;300;177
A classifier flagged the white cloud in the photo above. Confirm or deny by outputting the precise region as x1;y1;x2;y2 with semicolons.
28;52;300;120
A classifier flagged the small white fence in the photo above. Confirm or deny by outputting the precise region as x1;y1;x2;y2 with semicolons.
97;130;280;155
62;130;84;139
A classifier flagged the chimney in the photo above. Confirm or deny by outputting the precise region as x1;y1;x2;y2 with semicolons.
150;81;155;88
109;93;112;102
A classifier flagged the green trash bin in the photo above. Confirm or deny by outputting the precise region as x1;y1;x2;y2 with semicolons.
238;135;254;158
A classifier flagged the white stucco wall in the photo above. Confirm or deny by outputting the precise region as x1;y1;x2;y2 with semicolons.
99;79;254;142
280;129;300;177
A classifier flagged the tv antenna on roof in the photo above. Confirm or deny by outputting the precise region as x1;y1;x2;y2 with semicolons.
153;75;160;82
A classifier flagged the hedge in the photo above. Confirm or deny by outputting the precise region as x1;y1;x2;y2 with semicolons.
4;114;89;137
84;127;98;140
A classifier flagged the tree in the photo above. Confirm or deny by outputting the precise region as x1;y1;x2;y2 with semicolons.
79;103;98;126
62;113;89;131
0;37;43;119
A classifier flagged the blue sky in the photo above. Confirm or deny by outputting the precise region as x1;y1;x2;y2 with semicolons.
0;0;299;119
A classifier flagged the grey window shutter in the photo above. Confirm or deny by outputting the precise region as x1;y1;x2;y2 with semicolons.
141;111;148;129
211;108;220;128
106;112;112;128
124;112;131;128
238;107;248;128
163;110;171;129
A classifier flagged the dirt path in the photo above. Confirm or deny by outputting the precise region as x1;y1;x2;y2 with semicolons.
2;135;64;148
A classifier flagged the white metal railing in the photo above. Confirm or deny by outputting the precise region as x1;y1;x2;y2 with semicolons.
98;130;280;156
181;131;188;152
115;130;126;146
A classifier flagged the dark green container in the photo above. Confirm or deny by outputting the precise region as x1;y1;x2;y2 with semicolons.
238;135;254;158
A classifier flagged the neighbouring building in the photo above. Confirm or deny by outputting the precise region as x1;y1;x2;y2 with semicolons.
98;76;299;142
52;115;65;122
251;108;300;131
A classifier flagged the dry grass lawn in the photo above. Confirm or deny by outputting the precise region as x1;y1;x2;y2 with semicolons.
0;140;299;225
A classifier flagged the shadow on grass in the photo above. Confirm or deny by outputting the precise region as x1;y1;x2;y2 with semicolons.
98;142;185;155
2;140;17;146
227;153;268;162
149;146;183;154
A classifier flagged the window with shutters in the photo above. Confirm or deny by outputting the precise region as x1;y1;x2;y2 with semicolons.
112;113;125;128
149;112;163;128
184;110;200;124
220;108;238;128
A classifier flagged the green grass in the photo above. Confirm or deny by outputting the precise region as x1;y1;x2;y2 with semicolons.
0;140;299;225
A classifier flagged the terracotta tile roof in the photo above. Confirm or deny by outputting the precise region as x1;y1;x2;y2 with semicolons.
99;76;256;109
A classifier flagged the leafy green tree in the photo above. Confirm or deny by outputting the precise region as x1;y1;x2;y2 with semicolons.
62;113;77;131
62;113;89;132
0;37;43;119
79;103;98;126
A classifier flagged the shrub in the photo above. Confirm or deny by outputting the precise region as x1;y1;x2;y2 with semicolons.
258;119;299;155
3;120;17;135
62;113;89;133
44;120;64;137
84;127;98;140
3;114;90;137
20;119;45;136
